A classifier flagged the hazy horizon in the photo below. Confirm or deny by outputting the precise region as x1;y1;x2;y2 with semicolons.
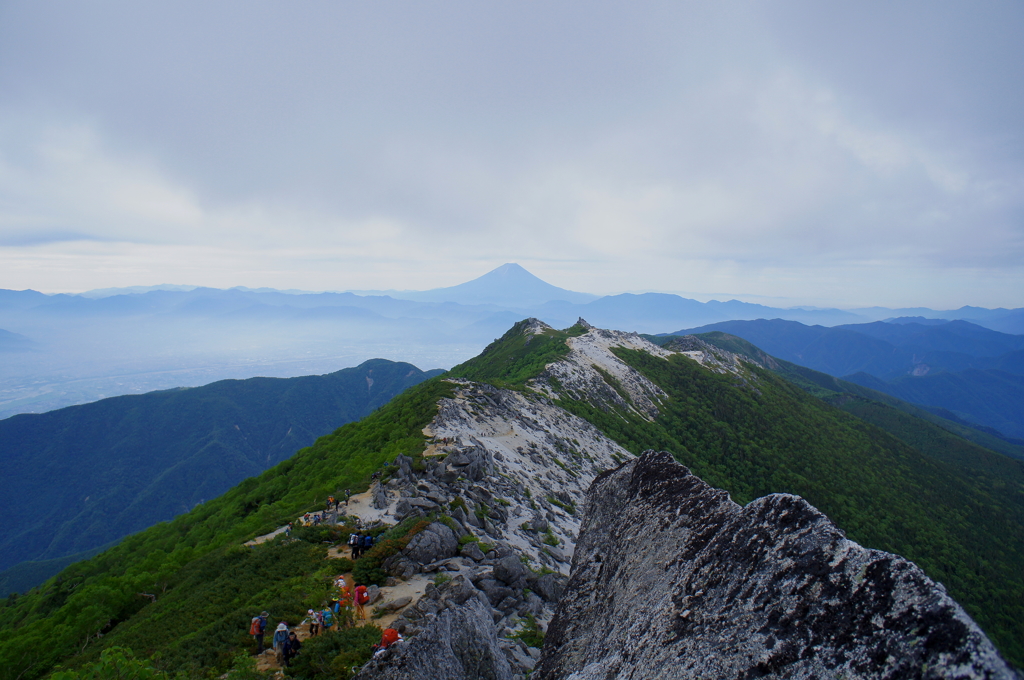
2;2;1023;309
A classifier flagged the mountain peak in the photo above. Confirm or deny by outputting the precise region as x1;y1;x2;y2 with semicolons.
394;264;598;307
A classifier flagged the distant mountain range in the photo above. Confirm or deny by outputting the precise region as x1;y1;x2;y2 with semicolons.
0;359;441;592
666;318;1024;440
2;263;1022;418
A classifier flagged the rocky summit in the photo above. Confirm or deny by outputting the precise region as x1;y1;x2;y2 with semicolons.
535;451;1019;680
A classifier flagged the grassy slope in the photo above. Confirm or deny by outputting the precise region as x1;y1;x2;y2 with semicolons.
447;319;587;388
0;377;452;680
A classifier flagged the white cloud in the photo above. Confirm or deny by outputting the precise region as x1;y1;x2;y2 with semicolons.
0;1;1022;307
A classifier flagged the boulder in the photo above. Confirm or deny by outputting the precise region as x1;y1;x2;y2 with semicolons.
493;555;528;588
407;497;439;511
535;451;1020;680
531;573;566;603
353;599;513;680
381;595;412;612
402;522;458;565
460;541;485;562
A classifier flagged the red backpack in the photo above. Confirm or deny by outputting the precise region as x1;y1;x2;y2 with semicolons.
356;586;369;605
249;617;262;635
381;628;400;648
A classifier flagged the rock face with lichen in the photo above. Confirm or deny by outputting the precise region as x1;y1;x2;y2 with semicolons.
353;598;513;680
535;450;1020;680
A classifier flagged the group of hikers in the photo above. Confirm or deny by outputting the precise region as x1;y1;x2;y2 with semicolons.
248;521;390;667
248;574;376;665
348;531;375;559
248;611;302;667
248;486;410;668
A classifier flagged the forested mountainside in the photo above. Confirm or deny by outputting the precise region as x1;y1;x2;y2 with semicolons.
656;330;1024;462
845;368;1024;440
666;318;1024;442
0;359;441;591
0;320;1020;680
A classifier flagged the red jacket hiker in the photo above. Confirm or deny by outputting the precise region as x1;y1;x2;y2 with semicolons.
355;585;369;606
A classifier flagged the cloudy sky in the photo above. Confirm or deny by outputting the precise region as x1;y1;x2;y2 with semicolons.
1;1;1022;308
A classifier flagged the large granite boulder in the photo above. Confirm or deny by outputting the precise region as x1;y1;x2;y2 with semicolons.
354;598;512;680
536;450;1020;680
402;522;459;565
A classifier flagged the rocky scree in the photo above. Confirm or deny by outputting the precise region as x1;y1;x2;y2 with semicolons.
535;450;1021;680
356;325;701;677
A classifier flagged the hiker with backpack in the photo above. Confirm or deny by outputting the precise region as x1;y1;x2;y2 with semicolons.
249;611;269;654
361;533;374;555
305;608;319;637
321;605;334;631
349;532;361;559
272;622;289;666
354;584;369;621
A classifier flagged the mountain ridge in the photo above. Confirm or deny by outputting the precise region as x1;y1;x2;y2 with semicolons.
0;359;442;587
0;319;1022;678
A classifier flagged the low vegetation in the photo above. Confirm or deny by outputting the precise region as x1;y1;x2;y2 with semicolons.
0;378;453;680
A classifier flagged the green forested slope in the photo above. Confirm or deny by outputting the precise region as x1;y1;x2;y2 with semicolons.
552;348;1024;666
0;377;452;680
672;331;1024;461
0;359;442;585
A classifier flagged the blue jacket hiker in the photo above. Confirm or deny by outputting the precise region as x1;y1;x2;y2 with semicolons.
272;622;289;666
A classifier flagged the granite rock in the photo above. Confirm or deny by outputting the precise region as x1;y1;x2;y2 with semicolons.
354;598;513;680
403;522;458;565
536;451;1020;680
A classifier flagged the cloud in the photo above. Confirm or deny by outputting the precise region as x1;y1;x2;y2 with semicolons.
0;1;1022;306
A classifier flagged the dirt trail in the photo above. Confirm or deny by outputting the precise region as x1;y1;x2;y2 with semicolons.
247;473;435;675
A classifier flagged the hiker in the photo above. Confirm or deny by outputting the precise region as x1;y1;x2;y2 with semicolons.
361;532;374;555
306;608;319;637
249;610;269;654
373;628;403;657
339;588;352;623
284;632;302;666
272;622;289;666
349;532;361;559
354;584;369;620
321;606;334;631
285;522;293;537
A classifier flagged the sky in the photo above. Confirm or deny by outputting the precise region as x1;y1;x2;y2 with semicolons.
1;1;1022;309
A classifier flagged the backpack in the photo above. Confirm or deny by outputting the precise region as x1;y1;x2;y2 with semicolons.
362;534;374;549
356;586;369;605
349;534;359;546
249;617;261;635
322;610;334;626
381;628;400;648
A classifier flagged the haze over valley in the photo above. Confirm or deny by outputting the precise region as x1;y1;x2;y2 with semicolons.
4;263;1024;420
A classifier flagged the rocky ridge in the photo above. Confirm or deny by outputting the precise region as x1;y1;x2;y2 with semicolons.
535;450;1020;680
347;323;678;676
